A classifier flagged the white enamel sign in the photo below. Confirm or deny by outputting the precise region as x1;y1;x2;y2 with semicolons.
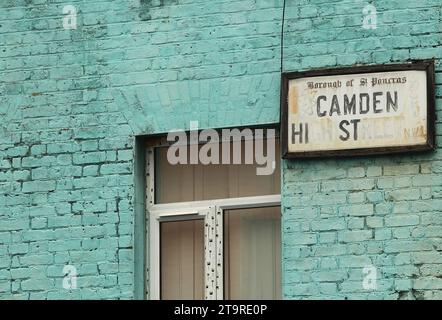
281;62;435;158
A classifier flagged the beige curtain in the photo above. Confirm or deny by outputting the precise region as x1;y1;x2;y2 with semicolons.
224;207;281;300
160;219;204;300
155;140;280;203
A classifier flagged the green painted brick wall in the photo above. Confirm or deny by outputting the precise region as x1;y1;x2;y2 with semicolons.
281;0;442;300
0;0;440;299
0;0;283;300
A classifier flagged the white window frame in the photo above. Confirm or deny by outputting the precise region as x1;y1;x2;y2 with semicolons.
146;143;281;300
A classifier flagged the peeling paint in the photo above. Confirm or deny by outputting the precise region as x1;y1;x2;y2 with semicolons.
289;87;298;115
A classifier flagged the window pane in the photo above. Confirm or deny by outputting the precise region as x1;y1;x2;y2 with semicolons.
224;207;281;300
155;139;280;203
160;219;204;300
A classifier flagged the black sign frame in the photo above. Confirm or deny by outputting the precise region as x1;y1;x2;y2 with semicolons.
280;60;436;159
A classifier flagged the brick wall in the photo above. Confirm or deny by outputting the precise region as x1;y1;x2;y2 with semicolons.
0;0;283;299
281;0;442;299
0;0;441;300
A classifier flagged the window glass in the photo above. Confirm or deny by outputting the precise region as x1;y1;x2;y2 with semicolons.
155;139;280;203
160;219;204;300
224;207;281;300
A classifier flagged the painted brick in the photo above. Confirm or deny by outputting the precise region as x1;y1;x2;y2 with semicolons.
366;166;382;177
21;278;54;291
414;278;442;290
339;204;374;216
338;230;373;243
346;218;364;231
412;252;442;264
314;244;347;257
385;240;434;253
393;227;413;239
366;191;384;203
100;163;131;175
347;192;365;204
311;218;346;231
366;216;384;228
285;233;317;245
22;181;56;193
8;244;29;255
0;219;28;232
13;170;31;181
19;254;53;266
347;167;365;178
117;150;133;161
318;232;336;244
83;165;99;177
23;230;55;242
386;189;421;201
339;256;372;268
0;233;11;244
73;152;106;165
312;271;348;282
385;215;420;227
383;164;419;176
347;243;366;255
0;282;11;293
0;0;440;301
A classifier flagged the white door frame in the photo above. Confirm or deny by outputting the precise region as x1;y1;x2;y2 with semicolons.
146;148;281;300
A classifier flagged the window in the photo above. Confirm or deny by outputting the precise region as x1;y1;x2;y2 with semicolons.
224;207;281;299
147;131;281;300
161;219;204;299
